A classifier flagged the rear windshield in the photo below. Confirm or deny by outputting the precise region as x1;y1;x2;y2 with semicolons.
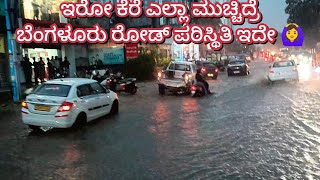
273;61;294;67
235;56;246;61
175;64;191;71
34;84;71;97
203;63;216;68
229;61;245;65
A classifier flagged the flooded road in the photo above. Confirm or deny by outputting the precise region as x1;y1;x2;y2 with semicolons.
1;60;320;180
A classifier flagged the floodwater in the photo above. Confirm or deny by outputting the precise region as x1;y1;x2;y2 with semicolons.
1;60;320;180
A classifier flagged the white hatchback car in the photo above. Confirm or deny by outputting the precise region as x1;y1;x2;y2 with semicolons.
267;60;299;82
22;78;119;130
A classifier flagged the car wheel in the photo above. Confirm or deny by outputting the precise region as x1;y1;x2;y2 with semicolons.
28;125;40;131
72;113;87;130
110;100;119;115
159;85;165;95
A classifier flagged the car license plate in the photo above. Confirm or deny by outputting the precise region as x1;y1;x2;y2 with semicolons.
35;105;51;112
234;71;240;74
208;74;213;77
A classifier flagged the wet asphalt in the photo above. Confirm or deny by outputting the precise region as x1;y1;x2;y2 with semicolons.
1;59;320;180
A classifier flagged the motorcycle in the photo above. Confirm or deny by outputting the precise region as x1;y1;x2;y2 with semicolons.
53;67;62;79
53;67;69;79
190;82;206;97
91;70;107;83
102;72;138;95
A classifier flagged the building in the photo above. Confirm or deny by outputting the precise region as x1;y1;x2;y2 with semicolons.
20;0;93;84
0;0;11;102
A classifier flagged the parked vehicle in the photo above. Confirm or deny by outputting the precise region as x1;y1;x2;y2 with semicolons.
267;60;299;83
227;56;251;76
21;78;119;130
158;61;197;95
101;72;138;95
53;67;62;79
195;61;219;79
91;70;108;83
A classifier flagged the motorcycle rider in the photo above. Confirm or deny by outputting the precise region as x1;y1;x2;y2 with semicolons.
195;68;211;94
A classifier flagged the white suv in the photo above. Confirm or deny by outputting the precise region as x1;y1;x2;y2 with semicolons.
21;78;119;130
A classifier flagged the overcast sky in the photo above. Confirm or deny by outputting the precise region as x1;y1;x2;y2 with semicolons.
238;0;289;32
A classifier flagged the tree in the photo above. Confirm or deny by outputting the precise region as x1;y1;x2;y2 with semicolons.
190;17;222;59
285;0;320;48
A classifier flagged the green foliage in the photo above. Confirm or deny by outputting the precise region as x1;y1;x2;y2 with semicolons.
156;57;172;68
126;46;157;81
126;45;173;80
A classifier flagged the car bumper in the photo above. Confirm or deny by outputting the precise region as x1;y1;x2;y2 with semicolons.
268;74;299;81
158;80;188;88
158;83;190;93
22;110;76;128
228;69;245;75
203;72;218;78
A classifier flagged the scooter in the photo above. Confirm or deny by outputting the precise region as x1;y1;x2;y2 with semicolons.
190;82;206;97
102;73;138;95
91;70;107;83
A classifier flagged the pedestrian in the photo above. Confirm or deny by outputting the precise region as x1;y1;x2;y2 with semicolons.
53;56;59;68
47;57;54;80
61;57;70;77
21;56;33;88
33;57;39;85
39;57;46;83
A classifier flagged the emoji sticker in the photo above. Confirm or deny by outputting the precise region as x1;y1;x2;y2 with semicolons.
282;23;304;47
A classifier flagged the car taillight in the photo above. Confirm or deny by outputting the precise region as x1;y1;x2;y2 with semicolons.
107;80;111;86
215;68;219;73
191;86;196;91
58;102;73;112
201;68;206;72
21;100;28;109
270;68;275;73
119;85;125;91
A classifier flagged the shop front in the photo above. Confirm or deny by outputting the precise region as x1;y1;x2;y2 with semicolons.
21;47;61;83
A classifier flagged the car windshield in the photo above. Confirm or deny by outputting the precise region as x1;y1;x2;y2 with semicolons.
273;61;294;67
235;55;246;61
33;84;71;97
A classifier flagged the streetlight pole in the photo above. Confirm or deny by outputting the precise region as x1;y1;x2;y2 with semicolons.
4;0;21;102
